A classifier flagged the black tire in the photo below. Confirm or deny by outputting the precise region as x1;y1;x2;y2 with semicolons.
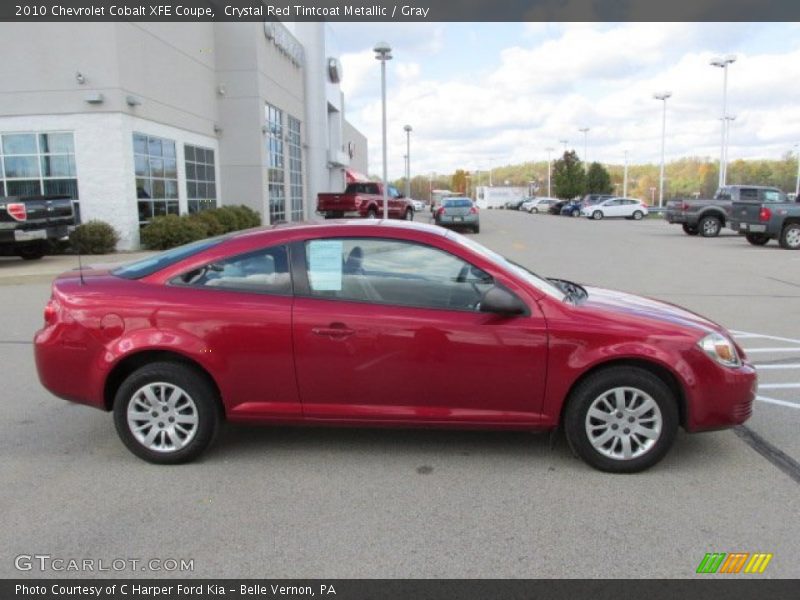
745;232;770;246
632;210;644;221
404;208;414;221
366;208;378;219
592;210;603;221
17;243;47;260
572;209;580;217
564;366;678;473
473;225;480;234
779;223;800;250
699;215;722;238
113;361;221;464
531;207;538;214
682;223;699;236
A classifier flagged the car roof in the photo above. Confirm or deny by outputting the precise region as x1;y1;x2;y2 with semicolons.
229;218;449;243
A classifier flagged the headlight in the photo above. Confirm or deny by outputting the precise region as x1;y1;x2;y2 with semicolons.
697;332;741;368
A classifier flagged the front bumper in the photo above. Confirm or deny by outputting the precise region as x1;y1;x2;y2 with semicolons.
684;353;757;431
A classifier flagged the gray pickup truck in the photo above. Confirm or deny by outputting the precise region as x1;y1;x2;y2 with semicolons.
665;185;785;237
0;195;75;259
729;188;800;249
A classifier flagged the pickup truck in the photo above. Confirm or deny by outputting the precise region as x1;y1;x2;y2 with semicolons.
0;195;75;260
317;182;414;220
666;185;785;238
728;187;800;249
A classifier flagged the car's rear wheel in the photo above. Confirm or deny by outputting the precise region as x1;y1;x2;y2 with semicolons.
531;207;538;214
699;216;722;238
16;242;47;260
572;209;580;217
745;232;770;246
473;224;480;233
779;223;800;250
404;208;414;221
632;210;644;221
366;208;378;219
564;366;678;473
113;362;221;464
682;223;699;236
592;210;603;220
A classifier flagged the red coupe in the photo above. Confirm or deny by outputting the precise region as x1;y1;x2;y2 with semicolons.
34;220;756;472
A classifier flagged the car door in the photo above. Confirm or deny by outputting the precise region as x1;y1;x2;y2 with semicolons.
291;236;548;425
603;199;622;217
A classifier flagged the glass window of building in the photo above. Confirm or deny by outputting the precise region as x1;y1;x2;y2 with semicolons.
287;116;303;222
133;132;178;226
266;104;286;223
184;144;217;213
1;132;80;219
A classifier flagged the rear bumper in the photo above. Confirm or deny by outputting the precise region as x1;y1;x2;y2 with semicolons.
317;210;362;219
728;220;775;236
436;215;479;226
0;224;74;244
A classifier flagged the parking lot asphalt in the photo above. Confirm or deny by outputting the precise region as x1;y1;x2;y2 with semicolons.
1;211;798;579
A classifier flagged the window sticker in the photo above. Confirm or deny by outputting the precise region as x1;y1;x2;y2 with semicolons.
308;240;343;291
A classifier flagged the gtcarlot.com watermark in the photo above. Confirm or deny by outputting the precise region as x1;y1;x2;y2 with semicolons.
14;554;194;573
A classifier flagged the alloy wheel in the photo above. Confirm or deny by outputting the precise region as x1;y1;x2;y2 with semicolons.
127;382;199;453
584;386;662;460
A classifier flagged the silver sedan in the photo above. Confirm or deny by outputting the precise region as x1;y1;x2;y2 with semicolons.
434;197;480;233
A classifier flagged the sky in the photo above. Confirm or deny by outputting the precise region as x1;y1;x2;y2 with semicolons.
326;22;800;180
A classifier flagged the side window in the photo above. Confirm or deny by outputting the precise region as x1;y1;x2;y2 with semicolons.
761;190;781;203
739;188;758;201
173;245;291;294
304;238;493;311
365;183;379;195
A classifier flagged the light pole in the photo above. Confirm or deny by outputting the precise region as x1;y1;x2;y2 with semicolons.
795;143;800;197
653;91;672;207
722;115;735;183
487;158;493;187
579;127;590;166
403;124;412;199
374;41;392;219
623;150;629;197
650;187;656;205
710;54;736;187
545;146;554;197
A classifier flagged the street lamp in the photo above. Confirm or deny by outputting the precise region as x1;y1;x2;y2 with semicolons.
403;124;412;199
649;187;656;205
653;91;672;207
721;114;736;183
623;150;629;197
374;41;392;219
578;127;590;166
545;146;555;197
710;54;736;187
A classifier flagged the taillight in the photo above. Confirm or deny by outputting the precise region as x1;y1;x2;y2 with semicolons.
43;299;58;326
436;207;445;216
759;207;772;222
680;202;690;211
7;203;27;221
469;206;478;214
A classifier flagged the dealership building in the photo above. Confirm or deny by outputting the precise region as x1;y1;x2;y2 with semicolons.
0;22;368;249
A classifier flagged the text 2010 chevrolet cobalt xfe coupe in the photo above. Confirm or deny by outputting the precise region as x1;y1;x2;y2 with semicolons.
35;221;756;472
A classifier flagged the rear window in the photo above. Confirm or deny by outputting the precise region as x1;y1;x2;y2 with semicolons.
112;236;228;279
443;199;472;208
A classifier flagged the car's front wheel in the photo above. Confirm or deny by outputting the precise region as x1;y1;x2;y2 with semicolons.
779;223;800;250
113;362;221;464
564;366;678;473
592;210;603;220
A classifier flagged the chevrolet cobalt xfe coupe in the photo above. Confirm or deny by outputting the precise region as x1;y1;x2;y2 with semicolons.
35;221;756;472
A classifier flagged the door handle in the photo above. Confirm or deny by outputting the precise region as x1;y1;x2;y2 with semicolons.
312;324;355;339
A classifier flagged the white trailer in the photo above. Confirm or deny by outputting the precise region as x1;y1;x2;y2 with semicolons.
475;186;528;209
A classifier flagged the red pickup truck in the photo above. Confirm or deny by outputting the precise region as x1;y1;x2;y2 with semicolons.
317;182;414;220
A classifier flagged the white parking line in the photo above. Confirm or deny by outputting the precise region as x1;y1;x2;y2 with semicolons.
742;347;800;353
731;330;800;345
755;363;800;370
759;383;800;390
757;396;800;410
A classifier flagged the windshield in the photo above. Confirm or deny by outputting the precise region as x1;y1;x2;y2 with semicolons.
448;233;565;301
443;199;473;208
112;236;228;279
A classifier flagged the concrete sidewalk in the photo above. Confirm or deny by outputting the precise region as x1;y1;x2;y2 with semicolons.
0;251;155;285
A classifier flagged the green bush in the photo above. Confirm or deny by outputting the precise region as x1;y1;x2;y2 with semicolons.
69;220;120;254
139;205;262;250
140;214;207;250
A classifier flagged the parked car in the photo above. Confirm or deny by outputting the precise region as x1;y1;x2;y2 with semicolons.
504;197;529;211
0;195;76;260
522;197;558;213
548;200;570;215
410;199;426;213
561;194;613;217
728;187;800;249
434;197;480;233
35;220;755;472
582;197;648;220
665;186;783;238
317;181;414;220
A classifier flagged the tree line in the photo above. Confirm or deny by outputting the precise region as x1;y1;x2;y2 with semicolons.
389;151;799;203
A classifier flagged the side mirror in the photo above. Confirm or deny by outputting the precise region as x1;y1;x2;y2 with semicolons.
479;286;527;316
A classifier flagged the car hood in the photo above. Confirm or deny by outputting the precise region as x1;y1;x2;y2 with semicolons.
581;286;722;335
